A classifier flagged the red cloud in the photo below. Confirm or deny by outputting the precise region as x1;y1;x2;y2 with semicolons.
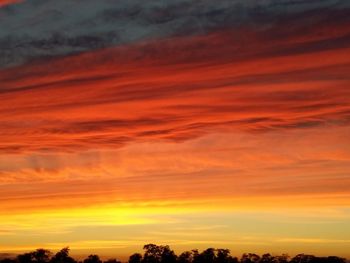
0;15;350;153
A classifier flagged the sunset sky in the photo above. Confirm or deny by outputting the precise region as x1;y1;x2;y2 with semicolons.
0;0;350;260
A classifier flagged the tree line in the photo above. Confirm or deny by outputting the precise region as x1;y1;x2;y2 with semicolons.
0;244;346;263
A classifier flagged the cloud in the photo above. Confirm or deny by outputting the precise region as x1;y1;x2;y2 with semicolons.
0;0;349;67
0;20;350;153
1;124;349;215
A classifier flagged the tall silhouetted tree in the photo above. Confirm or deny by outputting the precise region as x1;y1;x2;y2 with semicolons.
160;245;176;263
142;244;161;263
201;248;216;263
129;253;142;263
51;247;76;263
83;255;102;263
33;249;52;263
142;244;176;263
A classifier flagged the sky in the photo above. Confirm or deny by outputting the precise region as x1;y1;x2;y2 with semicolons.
0;0;350;260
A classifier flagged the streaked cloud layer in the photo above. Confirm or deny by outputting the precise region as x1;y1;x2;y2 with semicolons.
1;0;350;67
1;29;350;152
0;0;349;259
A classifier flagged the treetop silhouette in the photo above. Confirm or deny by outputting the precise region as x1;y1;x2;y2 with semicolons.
0;244;345;263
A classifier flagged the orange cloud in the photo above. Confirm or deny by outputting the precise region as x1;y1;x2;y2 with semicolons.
0;25;350;153
1;126;349;214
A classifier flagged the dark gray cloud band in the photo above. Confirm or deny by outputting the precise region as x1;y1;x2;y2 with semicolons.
0;0;349;68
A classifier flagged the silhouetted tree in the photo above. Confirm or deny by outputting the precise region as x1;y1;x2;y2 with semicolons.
33;249;52;263
17;249;52;263
216;249;238;263
142;244;176;263
51;247;76;263
129;253;142;263
240;253;260;263
103;259;121;263
192;250;200;263
177;251;193;263
18;252;34;263
292;255;346;263
83;255;102;263
6;244;349;263
142;244;161;263
275;254;289;263
290;254;315;263
260;254;275;263
160;245;176;263
325;256;346;263
201;248;216;263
